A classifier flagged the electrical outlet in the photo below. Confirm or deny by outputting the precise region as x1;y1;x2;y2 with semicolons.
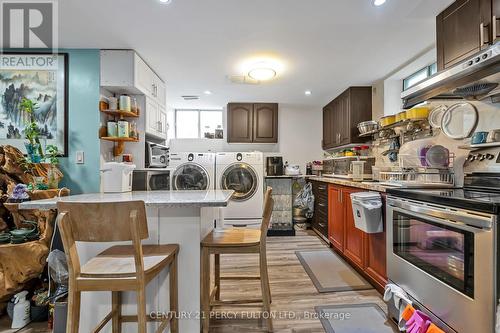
76;151;84;164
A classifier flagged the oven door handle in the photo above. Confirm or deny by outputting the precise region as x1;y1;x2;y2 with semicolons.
388;197;493;230
391;206;490;233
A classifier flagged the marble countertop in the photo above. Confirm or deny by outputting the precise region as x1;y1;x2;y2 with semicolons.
308;177;389;192
19;190;234;210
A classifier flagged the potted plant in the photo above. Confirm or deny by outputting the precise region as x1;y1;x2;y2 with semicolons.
20;98;44;163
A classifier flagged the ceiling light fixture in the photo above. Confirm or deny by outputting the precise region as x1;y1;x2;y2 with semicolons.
305;90;312;96
204;90;212;95
248;66;277;81
373;0;386;6
159;0;172;4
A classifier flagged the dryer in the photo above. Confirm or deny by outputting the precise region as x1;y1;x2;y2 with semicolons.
170;152;215;190
216;152;264;228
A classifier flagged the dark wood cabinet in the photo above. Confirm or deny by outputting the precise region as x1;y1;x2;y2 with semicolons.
227;103;278;143
253;103;278;143
311;181;329;241
227;103;253;143
325;184;387;293
436;0;494;71
328;185;344;252
494;0;500;42
322;87;372;150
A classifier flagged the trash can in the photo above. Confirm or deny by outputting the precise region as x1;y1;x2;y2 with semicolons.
350;192;383;233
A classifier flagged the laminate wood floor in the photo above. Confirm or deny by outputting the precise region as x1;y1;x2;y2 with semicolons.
208;230;385;333
0;230;385;333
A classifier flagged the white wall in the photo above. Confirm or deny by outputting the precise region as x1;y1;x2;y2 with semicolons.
168;104;324;172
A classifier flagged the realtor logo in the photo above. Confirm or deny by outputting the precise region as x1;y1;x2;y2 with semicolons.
0;0;58;49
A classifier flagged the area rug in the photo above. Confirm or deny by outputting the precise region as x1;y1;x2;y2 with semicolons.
295;250;372;293
315;303;399;333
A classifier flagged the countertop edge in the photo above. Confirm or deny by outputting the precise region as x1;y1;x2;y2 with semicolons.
308;177;388;192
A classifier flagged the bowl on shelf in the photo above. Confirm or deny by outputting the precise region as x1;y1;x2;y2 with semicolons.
357;121;379;134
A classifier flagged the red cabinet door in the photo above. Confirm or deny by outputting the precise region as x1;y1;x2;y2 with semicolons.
342;187;365;269
328;185;344;252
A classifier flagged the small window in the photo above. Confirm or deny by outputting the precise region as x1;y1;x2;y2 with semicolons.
175;109;223;139
403;63;437;91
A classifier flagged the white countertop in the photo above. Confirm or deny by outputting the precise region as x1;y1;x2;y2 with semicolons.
19;190;234;210
309;177;389;192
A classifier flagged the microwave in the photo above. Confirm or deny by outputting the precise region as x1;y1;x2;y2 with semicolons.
146;142;169;168
132;169;171;191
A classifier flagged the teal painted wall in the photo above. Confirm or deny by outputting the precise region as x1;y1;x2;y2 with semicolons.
58;49;100;194
6;49;101;194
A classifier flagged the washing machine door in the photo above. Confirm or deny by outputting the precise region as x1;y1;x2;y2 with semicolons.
172;163;210;190
220;163;258;201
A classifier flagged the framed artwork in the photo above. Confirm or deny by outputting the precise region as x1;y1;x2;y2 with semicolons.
0;52;68;156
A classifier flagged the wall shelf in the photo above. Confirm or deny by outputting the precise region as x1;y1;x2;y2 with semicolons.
100;109;139;118
99;136;139;156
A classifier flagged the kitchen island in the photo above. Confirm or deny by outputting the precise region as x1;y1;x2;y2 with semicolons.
20;190;234;333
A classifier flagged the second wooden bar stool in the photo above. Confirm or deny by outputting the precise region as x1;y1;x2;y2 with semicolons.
201;187;274;333
57;200;179;333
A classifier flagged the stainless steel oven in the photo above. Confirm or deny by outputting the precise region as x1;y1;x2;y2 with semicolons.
132;169;171;191
386;196;497;333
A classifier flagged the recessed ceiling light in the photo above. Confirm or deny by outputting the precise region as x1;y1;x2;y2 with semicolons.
159;0;172;4
373;0;386;6
248;66;277;81
204;90;212;95
305;90;312;96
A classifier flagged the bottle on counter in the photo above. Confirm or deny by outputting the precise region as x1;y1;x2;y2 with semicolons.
306;162;312;175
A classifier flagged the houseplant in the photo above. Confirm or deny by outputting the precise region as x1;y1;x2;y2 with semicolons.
20;98;44;163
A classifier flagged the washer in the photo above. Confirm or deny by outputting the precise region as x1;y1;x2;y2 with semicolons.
216;152;264;228
169;152;215;190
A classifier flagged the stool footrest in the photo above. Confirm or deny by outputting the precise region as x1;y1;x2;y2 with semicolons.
220;276;261;280
211;299;263;306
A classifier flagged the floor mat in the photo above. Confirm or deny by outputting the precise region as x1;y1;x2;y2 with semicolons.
296;250;372;293
315;303;399;333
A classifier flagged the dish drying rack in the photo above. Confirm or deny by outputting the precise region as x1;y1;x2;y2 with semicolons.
379;153;455;188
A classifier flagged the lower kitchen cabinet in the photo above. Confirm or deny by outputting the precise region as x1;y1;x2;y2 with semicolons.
342;187;365;269
311;181;329;241
328;185;344;252
327;184;387;292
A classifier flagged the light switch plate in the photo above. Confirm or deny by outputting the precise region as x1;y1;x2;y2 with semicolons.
76;151;84;164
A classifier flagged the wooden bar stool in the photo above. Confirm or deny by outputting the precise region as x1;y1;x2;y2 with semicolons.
57;201;179;333
201;187;274;333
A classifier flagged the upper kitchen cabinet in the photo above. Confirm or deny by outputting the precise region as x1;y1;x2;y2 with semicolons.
227;103;278;143
494;0;500;42
322;87;372;150
436;0;495;71
253;103;279;143
100;50;166;107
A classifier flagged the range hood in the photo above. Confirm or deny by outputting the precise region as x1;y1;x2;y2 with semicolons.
402;43;500;109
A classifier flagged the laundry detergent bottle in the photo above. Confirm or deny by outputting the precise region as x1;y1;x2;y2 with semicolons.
11;290;30;329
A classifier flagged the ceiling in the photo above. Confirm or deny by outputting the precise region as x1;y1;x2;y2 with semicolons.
58;0;454;109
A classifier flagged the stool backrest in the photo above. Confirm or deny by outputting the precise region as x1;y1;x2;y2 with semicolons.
57;200;149;278
57;201;148;242
261;187;273;244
